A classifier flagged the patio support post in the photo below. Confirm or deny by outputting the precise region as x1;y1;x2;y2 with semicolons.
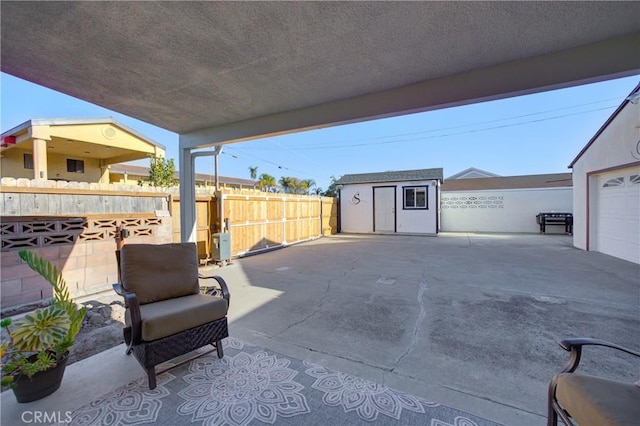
32;138;48;180
179;146;197;243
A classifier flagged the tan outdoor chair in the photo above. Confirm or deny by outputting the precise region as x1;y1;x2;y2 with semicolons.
548;338;640;426
113;242;230;390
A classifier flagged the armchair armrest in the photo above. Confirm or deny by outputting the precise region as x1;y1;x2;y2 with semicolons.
558;338;640;373
199;274;231;306
112;283;142;345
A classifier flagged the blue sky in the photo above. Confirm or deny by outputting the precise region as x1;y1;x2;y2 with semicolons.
1;72;638;191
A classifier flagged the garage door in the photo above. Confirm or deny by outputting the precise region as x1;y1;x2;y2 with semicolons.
595;167;640;264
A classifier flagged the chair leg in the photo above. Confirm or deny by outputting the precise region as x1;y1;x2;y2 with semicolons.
123;327;132;355
147;367;157;390
215;339;224;358
547;405;558;426
547;378;558;426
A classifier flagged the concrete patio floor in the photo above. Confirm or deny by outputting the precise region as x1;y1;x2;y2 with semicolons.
2;233;639;425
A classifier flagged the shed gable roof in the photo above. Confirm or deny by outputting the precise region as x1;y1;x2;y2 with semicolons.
336;168;443;185
447;167;501;180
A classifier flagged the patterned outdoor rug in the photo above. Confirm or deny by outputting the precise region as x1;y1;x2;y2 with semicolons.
60;338;500;425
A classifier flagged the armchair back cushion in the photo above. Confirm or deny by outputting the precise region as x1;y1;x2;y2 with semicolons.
120;243;200;304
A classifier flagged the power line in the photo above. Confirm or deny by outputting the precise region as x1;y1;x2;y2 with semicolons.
277;105;619;151
216;94;625;180
222;147;321;179
248;97;624;150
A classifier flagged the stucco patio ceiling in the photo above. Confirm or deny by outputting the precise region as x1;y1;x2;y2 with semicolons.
2;1;639;149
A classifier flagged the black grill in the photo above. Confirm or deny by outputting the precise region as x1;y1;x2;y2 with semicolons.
536;212;573;235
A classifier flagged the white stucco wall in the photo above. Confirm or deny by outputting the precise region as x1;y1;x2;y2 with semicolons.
571;100;640;251
339;180;439;234
441;187;573;233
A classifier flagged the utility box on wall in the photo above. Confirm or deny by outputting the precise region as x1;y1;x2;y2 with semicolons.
211;232;231;265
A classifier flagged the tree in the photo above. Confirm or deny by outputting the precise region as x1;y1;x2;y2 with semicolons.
312;187;324;195
301;179;316;194
248;166;258;180
279;176;294;193
322;175;341;197
147;156;176;187
258;173;277;192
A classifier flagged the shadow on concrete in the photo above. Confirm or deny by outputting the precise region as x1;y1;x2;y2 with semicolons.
208;233;640;422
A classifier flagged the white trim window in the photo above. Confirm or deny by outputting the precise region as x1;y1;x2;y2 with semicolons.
403;186;428;210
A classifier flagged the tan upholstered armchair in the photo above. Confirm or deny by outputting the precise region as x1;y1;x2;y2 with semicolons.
548;338;640;426
113;243;230;390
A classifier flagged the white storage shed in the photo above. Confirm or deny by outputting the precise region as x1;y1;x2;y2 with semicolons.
336;168;443;235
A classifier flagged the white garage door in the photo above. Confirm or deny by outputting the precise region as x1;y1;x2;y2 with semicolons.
595;167;640;264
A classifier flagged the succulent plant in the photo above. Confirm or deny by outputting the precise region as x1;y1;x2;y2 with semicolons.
1;250;87;385
9;306;71;352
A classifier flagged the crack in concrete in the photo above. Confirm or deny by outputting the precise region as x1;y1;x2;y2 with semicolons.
391;268;428;370
440;385;545;418
302;344;393;372
273;257;359;337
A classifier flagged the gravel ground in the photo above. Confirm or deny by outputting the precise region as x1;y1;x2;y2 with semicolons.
68;296;126;365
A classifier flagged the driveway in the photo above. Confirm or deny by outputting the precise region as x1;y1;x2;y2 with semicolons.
207;232;640;425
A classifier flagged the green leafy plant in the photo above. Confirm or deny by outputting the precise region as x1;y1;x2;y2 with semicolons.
147;156;176;187
1;250;87;387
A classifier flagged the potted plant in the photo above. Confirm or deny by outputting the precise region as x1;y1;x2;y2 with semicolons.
1;249;86;403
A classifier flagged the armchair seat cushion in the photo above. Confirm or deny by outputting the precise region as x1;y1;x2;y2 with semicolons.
126;294;228;342
555;373;640;426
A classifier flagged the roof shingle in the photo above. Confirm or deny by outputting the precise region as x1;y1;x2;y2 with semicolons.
336;168;443;185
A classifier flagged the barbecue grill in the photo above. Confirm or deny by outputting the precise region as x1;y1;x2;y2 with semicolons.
536;212;573;234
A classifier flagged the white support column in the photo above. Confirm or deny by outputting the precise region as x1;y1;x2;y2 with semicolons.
32;138;48;180
179;146;197;243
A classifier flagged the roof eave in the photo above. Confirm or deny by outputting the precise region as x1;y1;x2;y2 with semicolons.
568;81;640;168
1;117;167;151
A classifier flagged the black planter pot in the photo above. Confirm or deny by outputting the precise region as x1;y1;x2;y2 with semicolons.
12;352;69;403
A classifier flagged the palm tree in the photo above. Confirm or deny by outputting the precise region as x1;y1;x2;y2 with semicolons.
279;176;293;193
248;166;258;180
301;179;316;194
312;187;323;195
258;173;277;192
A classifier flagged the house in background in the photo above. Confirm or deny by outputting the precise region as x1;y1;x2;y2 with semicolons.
1;118;165;183
336;168;443;235
569;82;640;264
441;173;572;233
446;167;501;179
109;164;256;189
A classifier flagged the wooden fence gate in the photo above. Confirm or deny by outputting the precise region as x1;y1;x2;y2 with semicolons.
171;190;338;260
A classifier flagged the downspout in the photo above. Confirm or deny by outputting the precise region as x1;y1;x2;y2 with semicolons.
178;146;197;242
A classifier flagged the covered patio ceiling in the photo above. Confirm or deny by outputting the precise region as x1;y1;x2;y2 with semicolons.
2;1;639;241
2;2;639;149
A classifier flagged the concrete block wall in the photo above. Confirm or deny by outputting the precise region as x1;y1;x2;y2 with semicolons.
1;219;172;310
0;178;174;311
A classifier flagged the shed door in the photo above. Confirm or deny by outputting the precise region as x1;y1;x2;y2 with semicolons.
373;186;396;232
594;167;640;264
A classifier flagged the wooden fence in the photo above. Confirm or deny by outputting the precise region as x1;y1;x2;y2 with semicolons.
172;189;338;259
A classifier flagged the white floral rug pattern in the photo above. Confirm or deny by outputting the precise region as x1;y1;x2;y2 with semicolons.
60;338;500;426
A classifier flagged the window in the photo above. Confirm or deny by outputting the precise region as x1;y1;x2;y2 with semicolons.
67;159;85;173
602;177;623;188
23;153;33;169
403;186;428;209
